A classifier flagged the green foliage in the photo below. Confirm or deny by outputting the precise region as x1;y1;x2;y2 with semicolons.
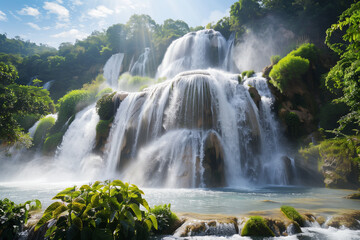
270;55;281;65
96;92;116;121
269;55;309;92
43;132;65;154
280;205;305;226
319;102;349;131
55;90;93;130
0;62;54;144
35;180;157;240
118;73;156;92
240;216;274;237
325;2;360;130
33;116;56;147
81;74;106;96
0;198;41;240
230;0;262;35
150;204;178;235
13;113;41;132
288;43;319;63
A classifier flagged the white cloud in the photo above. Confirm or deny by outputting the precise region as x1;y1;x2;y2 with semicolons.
88;5;113;18
201;8;230;26
73;0;83;6
27;22;42;30
55;22;68;29
0;10;7;21
51;29;88;40
18;6;40;17
43;2;69;21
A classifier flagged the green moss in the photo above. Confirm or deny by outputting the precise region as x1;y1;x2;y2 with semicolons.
241;216;275;237
241;70;255;78
96;92;116;121
54;90;94;131
96;119;112;137
43;132;64;154
270;55;281;65
289;43;319;63
269;55;309;92
280;205;305;226
32;116;56;147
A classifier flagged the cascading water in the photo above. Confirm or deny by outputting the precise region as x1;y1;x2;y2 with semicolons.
130;48;151;76
156;29;236;79
103;53;124;89
104;69;289;187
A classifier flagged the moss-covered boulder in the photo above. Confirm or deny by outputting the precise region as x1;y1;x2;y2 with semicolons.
42;132;64;155
96;92;117;121
241;216;275;237
32;116;56;147
248;86;261;109
280;205;305;227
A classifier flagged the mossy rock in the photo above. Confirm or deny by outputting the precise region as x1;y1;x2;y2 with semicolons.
280;206;305;227
33;117;56;147
327;211;360;229
241;216;275;237
96;92;117;121
42;132;64;155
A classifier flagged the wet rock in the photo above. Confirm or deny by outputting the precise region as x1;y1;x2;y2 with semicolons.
248;86;261;109
286;222;302;235
176;218;238;237
327;211;360;229
345;193;360;199
202;132;226;187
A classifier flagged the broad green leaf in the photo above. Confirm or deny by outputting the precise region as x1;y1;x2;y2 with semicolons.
44;202;63;214
149;214;158;230
52;204;67;218
111;180;125;188
144;219;152;231
71;202;85;213
35;212;52;231
73;216;83;230
141;199;149;211
129;203;142;220
91;193;100;206
53;186;76;200
79;184;90;191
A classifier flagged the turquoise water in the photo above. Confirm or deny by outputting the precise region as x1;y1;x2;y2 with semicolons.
0;182;358;216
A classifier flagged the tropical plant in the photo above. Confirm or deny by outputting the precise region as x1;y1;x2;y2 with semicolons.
0;198;41;240
35;180;157;240
150;204;178;235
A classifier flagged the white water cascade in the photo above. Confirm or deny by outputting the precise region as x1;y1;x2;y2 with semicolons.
156;29;237;79
104;68;288;187
103;53;124;89
130;47;151;76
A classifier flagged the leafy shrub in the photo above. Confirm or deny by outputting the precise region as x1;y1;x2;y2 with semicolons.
81;74;106;96
150;204;179;235
319;102;349;131
42;132;65;154
241;216;274;237
289;43;318;63
0;198;41;240
33;116;56;147
280;205;305;226
96;92;116;121
270;55;281;65
118;73;155;91
35;180;158;240
54;90;93;131
269;55;309;92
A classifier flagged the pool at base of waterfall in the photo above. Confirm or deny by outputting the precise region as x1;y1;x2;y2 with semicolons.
1;182;360;239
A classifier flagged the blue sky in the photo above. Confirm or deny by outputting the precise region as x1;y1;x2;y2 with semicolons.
0;0;236;48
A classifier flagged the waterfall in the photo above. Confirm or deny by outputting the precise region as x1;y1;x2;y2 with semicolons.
54;104;102;180
156;29;236;79
130;48;151;76
43;80;55;91
103;53;124;89
104;69;287;187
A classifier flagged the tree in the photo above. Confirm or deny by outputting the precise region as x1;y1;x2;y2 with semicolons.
325;2;360;130
0;62;54;143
